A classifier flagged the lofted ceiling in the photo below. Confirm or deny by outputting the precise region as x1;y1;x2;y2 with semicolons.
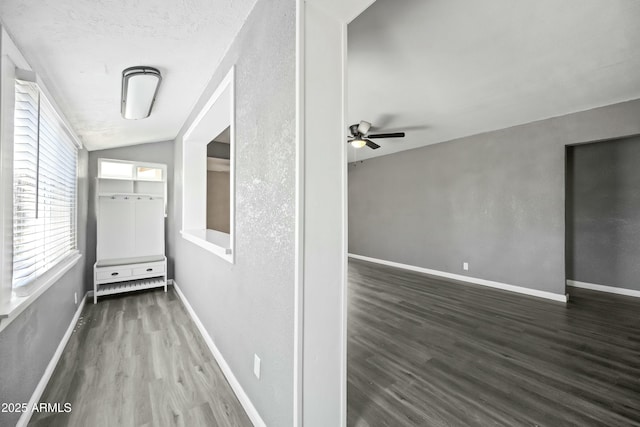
348;0;640;161
0;0;258;151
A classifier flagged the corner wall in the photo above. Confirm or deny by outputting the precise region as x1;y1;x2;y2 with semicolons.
566;135;640;291
348;99;640;296
173;0;296;424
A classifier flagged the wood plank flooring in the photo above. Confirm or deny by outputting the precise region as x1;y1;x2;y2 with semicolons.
29;288;251;427
347;259;640;427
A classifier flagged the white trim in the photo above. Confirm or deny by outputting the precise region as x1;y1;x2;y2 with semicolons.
0;252;82;331
180;229;233;262
348;253;568;303
293;0;305;425
339;18;349;427
182;66;235;264
228;70;236;265
172;281;266;427
567;279;640;298
182;67;235;142
15;292;88;427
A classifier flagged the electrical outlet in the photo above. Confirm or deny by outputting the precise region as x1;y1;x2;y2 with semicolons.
463;262;469;271
74;292;78;305
254;354;261;379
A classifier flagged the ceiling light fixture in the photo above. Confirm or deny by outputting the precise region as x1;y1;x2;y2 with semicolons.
351;138;366;148
121;66;162;120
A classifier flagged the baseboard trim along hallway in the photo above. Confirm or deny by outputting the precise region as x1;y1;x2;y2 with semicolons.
171;280;266;427
567;279;640;298
16;292;88;427
348;254;568;303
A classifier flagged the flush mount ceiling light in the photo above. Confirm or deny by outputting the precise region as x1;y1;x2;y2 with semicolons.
121;66;162;120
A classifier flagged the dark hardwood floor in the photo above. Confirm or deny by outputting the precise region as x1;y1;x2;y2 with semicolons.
29;288;251;427
347;259;640;427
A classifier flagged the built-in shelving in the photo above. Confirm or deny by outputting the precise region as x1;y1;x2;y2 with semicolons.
94;158;168;303
96;277;166;298
97;177;164;195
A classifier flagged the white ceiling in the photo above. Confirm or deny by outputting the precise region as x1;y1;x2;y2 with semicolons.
348;0;640;161
0;0;258;151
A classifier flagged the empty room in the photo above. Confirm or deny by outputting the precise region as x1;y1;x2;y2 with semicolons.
0;0;639;426
346;0;640;425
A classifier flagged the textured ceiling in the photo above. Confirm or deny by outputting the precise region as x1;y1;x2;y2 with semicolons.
0;0;258;151
348;0;640;161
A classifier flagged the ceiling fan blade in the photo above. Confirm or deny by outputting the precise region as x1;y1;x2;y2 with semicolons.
367;132;405;139
357;121;372;135
365;139;380;149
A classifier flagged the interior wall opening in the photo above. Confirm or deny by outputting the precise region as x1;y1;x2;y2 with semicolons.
565;135;640;296
206;126;231;233
181;67;235;262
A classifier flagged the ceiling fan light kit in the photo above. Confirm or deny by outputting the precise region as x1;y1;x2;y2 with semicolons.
351;138;367;148
347;120;405;149
121;66;162;120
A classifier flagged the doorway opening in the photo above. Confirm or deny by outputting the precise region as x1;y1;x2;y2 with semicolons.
565;136;640;297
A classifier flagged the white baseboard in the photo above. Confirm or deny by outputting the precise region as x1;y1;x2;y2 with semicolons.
566;279;640;298
171;281;266;427
16;292;88;427
348;254;568;303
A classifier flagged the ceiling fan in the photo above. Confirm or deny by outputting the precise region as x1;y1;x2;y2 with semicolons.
347;120;405;149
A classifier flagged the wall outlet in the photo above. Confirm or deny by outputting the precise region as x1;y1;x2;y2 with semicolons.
254;354;261;379
463;262;469;271
74;292;78;305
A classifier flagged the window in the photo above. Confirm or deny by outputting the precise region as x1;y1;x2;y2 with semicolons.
97;159;164;182
12;79;78;290
99;160;134;179
137;166;163;181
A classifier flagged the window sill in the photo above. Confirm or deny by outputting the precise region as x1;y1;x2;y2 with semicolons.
181;229;233;263
0;252;82;326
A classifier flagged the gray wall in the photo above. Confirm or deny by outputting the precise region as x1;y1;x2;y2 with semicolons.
172;0;295;425
86;140;175;285
349;99;640;296
567;136;640;291
0;148;89;427
206;171;230;233
207;141;230;159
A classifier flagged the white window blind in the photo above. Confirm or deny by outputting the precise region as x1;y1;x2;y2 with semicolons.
12;79;78;289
